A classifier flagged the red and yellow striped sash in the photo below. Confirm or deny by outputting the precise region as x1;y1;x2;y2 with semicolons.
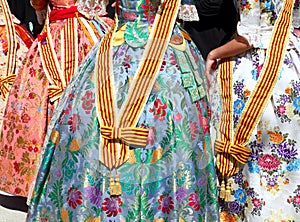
39;11;99;103
0;0;17;99
96;0;180;176
216;0;294;199
39;17;78;102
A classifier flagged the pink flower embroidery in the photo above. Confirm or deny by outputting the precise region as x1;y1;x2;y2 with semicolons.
258;154;280;171
147;126;156;146
190;121;199;140
188;192;200;211
81;91;95;114
67;114;81;133
173;113;182;122
277;105;286;114
252;198;261;207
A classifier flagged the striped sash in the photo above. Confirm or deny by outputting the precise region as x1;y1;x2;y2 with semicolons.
39;10;99;102
216;0;294;200
95;0;180;195
0;0;17;99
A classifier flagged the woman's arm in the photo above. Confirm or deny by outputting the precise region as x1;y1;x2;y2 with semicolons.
205;35;252;86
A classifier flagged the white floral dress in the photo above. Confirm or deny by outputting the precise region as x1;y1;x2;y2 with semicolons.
210;0;300;221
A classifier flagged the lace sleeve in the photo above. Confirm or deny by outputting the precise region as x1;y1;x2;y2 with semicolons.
77;0;109;17
30;0;49;11
236;1;261;47
293;0;300;28
179;0;199;21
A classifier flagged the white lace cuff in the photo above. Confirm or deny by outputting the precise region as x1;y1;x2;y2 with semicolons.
178;4;199;21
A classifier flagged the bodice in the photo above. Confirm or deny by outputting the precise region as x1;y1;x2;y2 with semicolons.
238;0;300;48
117;0;161;27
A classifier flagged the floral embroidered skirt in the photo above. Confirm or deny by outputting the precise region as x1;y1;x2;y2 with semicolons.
27;26;219;221
0;17;109;197
210;36;300;221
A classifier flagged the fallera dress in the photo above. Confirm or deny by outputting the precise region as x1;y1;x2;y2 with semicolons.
27;0;219;221
0;0;33;131
209;0;300;221
0;0;112;197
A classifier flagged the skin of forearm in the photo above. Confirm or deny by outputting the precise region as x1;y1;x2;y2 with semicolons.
207;35;253;60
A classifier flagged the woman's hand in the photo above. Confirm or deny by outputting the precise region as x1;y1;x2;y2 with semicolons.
205;52;218;87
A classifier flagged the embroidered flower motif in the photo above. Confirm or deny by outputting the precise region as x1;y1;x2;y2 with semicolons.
287;186;300;212
85;186;102;208
188;192;200;211
190;121;199;140
277;105;286;114
67;114;81;133
233;81;245;98
13;162;20;173
240;0;251;12
252;198;261;207
285;86;292;94
69;139;81;152
158;194;175;214
199;116;209;134
234;99;245;115
147;126;156;146
149;99;167;121
258;154;280;171
28;92;36;99
141;0;159;24
228;201;241;214
173;113;182;122
175;187;187;202
123;11;137;20
234;188;247;204
81;91;95;114
244;89;251;97
275;141;297;160
293;96;300;112
267;131;284;144
220;211;236;222
28;140;40;153
60;207;69;222
21;113;31;123
67;187;83;209
29;67;36;77
150;147;163;163
101;197;123;217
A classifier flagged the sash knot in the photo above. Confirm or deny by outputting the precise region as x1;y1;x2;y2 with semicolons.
0;74;16;100
215;139;251;165
100;126;149;147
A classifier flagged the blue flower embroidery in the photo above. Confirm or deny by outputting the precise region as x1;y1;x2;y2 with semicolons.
293;96;300;112
234;99;245;115
234;188;247;204
248;161;260;173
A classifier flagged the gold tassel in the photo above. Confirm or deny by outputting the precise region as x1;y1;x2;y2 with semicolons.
225;182;231;202
114;174;122;196
219;180;226;199
109;172;122;196
109;173;116;195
